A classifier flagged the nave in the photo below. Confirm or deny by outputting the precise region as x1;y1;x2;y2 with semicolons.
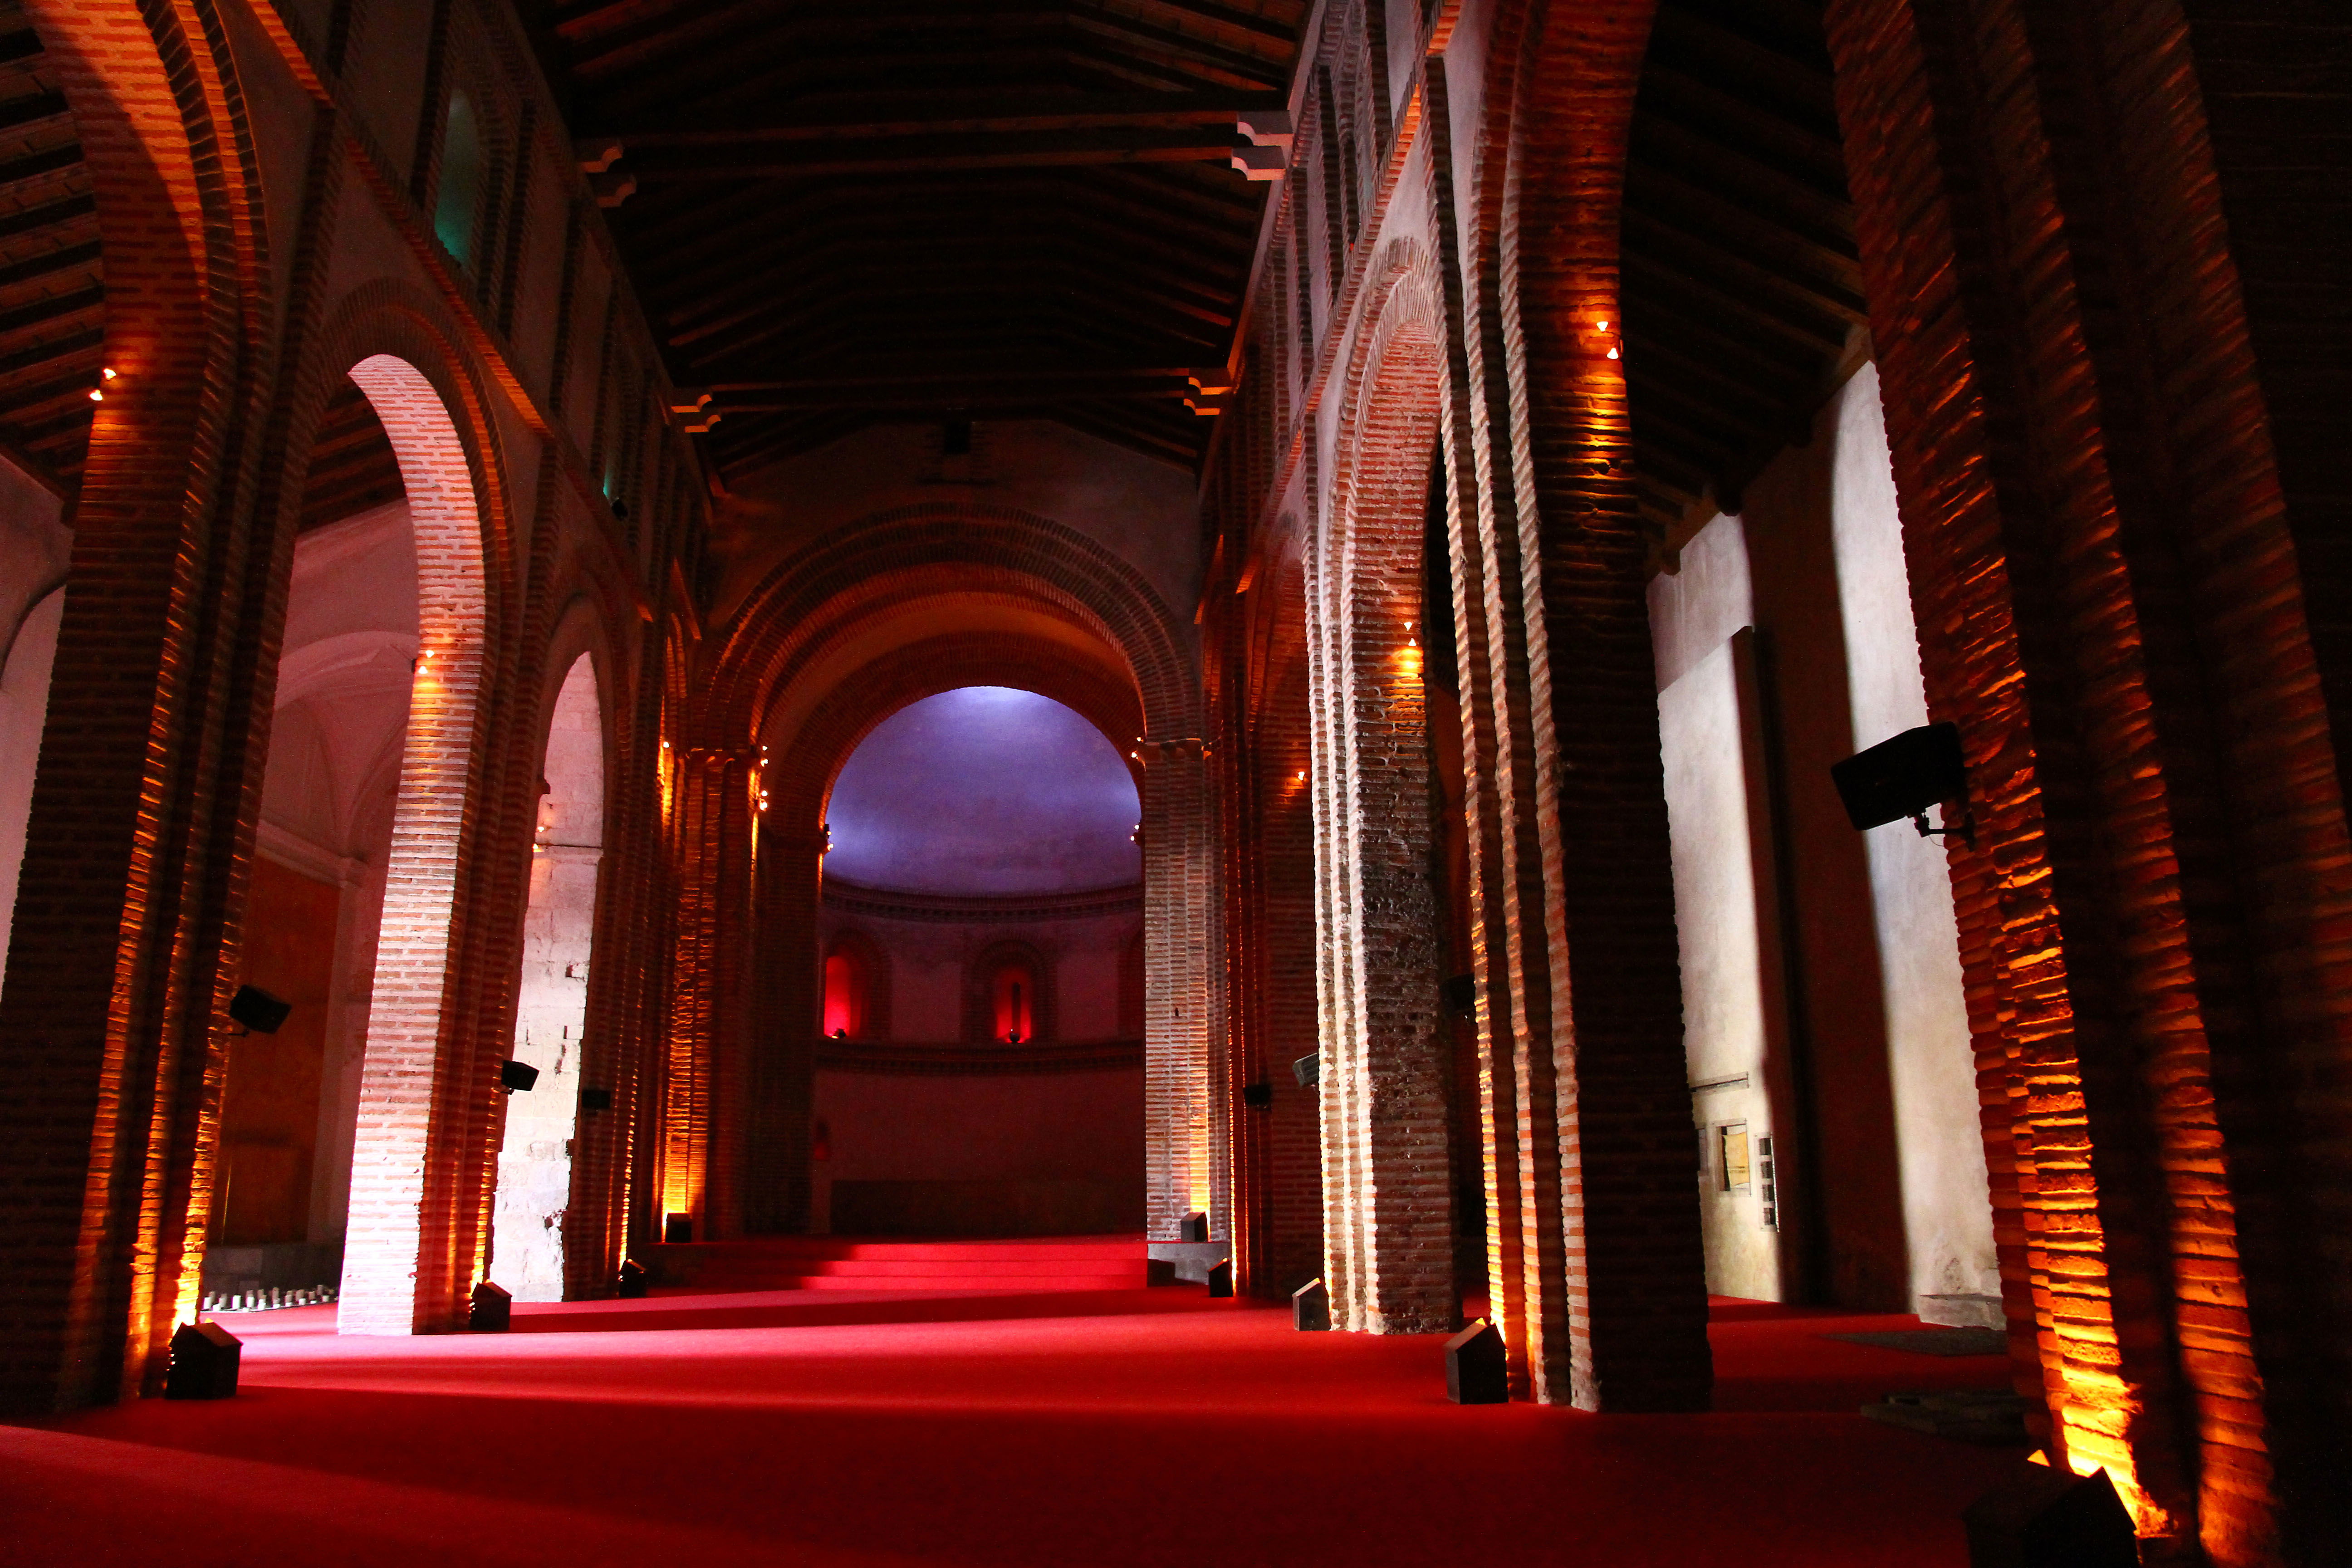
11;1260;2021;1568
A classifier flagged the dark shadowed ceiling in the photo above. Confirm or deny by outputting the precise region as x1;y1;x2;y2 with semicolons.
525;0;1310;480
1622;0;1864;542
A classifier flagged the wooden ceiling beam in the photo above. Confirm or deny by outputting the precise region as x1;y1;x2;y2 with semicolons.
1125;0;1302;47
622;174;1249;287
658;225;1239;339
601;91;1285;144
621;125;1258;179
1621;212;1860;344
1635;65;1846;192
1645;7;1839;129
1625;162;1862;306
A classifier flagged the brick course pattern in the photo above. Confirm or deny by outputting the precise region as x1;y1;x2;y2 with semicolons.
0;0;700;1406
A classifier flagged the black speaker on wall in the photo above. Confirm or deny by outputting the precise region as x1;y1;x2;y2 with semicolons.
499;1059;539;1093
228;985;291;1035
1830;721;1966;832
1240;1082;1273;1109
1292;1052;1320;1089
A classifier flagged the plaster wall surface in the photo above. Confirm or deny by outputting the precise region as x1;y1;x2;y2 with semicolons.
1824;367;1994;1325
1646;369;1992;1320
1656;637;1780;1300
491;656;602;1300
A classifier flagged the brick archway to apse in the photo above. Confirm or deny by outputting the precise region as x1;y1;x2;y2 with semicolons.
700;505;1214;1241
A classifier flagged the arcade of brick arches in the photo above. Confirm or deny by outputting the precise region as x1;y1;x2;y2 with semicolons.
0;1;2342;1564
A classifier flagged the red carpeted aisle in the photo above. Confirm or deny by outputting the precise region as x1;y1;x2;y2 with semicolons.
3;1257;2028;1567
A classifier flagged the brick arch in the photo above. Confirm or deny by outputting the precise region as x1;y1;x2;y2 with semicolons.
691;509;1213;1242
1308;248;1455;1336
324;350;508;1336
706;503;1196;747
732;629;1149;1235
1;0;283;1407
766;630;1146;838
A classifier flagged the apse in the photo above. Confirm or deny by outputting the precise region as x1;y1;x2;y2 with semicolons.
824;686;1140;896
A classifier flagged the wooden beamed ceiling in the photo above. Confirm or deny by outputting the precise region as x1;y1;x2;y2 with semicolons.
529;0;1308;478
1622;0;1867;542
0;3;103;496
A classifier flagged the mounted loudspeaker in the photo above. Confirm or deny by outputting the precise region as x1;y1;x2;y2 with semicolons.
1830;722;1967;834
228;985;291;1035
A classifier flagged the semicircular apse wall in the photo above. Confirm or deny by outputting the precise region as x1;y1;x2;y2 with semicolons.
823;686;1140;897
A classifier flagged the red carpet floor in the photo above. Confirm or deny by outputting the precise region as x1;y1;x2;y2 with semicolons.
4;1271;2029;1567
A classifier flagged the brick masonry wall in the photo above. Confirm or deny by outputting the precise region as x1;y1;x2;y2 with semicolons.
1820;0;2348;1558
0;0;700;1405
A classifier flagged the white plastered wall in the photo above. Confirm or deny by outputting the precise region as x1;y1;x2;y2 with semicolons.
1649;367;1995;1320
490;653;601;1300
1828;366;1998;1325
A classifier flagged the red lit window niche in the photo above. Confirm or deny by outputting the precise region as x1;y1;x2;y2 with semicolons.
821;933;885;1039
992;962;1035;1044
966;941;1052;1045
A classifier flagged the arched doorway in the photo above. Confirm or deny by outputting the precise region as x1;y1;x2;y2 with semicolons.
808;686;1146;1239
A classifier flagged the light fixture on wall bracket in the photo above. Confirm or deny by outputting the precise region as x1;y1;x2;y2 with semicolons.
1830;721;1974;847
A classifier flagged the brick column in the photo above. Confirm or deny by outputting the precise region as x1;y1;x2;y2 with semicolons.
564;637;664;1295
0;1;278;1405
661;748;755;1241
1139;738;1215;1241
1486;0;1713;1411
752;824;822;1234
1427;50;1540;1398
1822;1;2349;1557
1306;305;1458;1335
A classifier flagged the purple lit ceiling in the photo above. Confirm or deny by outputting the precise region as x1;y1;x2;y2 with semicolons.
823;686;1141;896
